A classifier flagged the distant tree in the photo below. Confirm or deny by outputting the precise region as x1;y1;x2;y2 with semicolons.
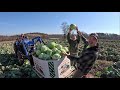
61;22;69;39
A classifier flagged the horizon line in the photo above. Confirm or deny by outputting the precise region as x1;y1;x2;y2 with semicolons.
0;32;119;36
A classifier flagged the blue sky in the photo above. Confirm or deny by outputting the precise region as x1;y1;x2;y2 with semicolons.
0;12;119;35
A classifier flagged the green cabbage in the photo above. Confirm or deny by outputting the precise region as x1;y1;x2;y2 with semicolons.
52;48;59;55
70;24;76;30
38;53;44;59
47;42;56;49
52;53;61;60
46;49;52;56
56;44;63;50
41;45;48;53
60;48;66;54
36;50;41;56
64;47;69;52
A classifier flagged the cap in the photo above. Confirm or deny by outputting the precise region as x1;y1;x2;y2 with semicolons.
89;33;98;40
71;34;76;37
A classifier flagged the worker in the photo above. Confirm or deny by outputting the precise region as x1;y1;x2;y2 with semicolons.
24;36;28;39
19;34;25;40
67;26;81;69
64;27;99;78
14;38;20;57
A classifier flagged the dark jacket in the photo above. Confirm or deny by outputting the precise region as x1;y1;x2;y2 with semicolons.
80;34;99;57
67;32;80;57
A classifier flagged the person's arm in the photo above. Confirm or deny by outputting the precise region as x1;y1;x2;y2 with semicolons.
39;37;46;45
67;28;72;43
76;27;80;43
60;52;70;57
77;31;88;45
42;39;46;45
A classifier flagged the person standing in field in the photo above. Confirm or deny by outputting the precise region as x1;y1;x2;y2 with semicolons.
67;26;81;69
14;38;20;57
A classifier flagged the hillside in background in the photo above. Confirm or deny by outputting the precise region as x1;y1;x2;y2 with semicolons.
0;32;48;42
0;32;120;42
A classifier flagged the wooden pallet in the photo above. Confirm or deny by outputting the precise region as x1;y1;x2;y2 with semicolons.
32;66;76;78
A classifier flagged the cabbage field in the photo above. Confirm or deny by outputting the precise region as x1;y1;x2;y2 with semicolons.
0;41;39;78
0;39;120;78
